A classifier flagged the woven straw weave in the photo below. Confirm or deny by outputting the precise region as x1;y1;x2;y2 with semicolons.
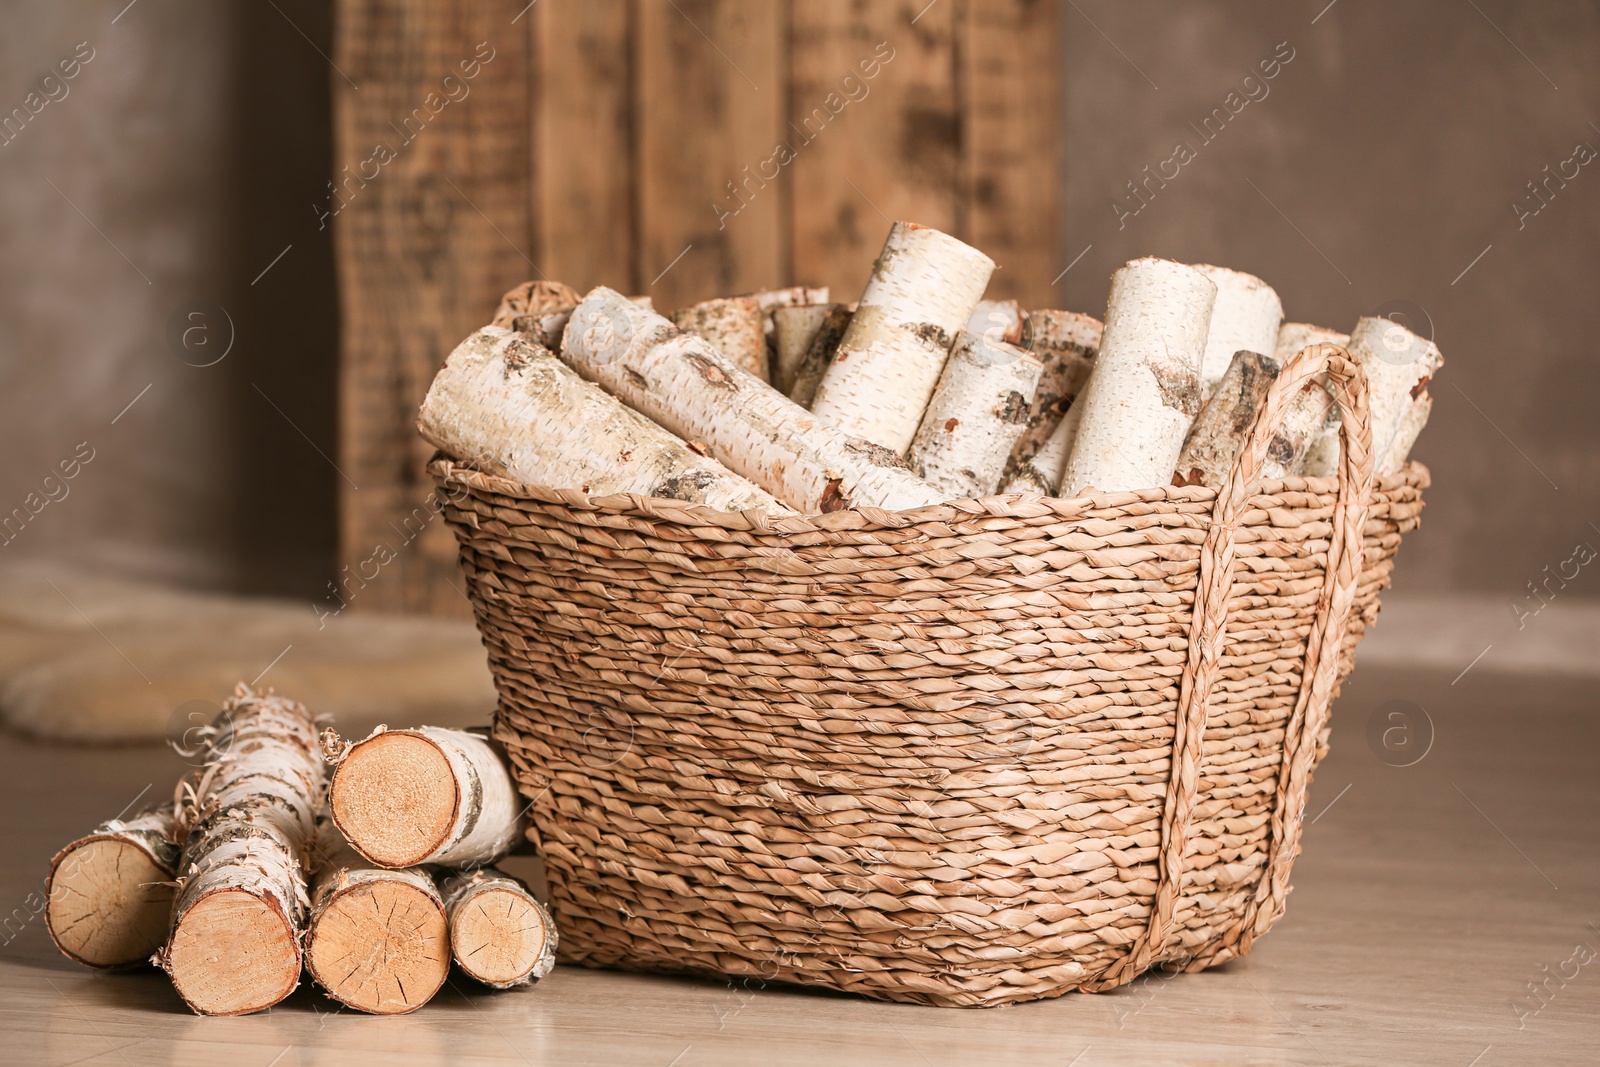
430;344;1427;1006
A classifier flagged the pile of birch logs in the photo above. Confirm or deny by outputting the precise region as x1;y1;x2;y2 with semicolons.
44;685;551;1016
420;222;1439;515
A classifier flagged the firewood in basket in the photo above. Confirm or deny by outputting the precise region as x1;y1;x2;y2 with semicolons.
772;302;843;396
1172;350;1281;489
674;296;768;380
1379;388;1432;475
998;310;1102;495
440;867;557;989
46;804;181;970
742;286;830;376
1059;257;1214;496
1261;322;1347;480
787;304;853;409
908;330;1043;499
304;832;449;1015
491;280;582;329
326;726;525;870
418;326;789;513
1189;264;1282;399
1346;315;1444;471
154;687;326;1016
809;222;995;453
561;287;946;513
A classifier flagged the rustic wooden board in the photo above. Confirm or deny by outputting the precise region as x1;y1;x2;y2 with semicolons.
532;0;636;292
634;0;785;312
962;0;1062;306
334;0;533;615
788;0;960;303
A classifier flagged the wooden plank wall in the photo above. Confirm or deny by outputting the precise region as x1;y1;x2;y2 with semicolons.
335;0;1061;614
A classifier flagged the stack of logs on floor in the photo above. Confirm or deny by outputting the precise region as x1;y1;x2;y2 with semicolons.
44;685;553;1016
420;221;1441;520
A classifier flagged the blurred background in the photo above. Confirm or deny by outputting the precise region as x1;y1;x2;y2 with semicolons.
1;1;1596;720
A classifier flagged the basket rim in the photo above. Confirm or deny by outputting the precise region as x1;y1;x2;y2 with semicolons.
427;452;1430;534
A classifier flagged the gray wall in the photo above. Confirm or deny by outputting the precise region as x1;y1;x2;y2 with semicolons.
1;1;1595;604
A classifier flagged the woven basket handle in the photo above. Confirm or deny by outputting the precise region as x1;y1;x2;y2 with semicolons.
1085;343;1375;991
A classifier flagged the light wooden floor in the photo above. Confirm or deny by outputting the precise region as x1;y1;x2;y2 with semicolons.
2;666;1596;1066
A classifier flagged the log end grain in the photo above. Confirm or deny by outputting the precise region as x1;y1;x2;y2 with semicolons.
330;731;457;869
46;839;174;969
306;878;449;1015
164;888;300;1016
450;886;552;988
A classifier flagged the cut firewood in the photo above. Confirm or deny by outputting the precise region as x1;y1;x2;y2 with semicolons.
1379;388;1432;475
304;834;449;1015
966;299;1027;346
509;305;576;351
327;726;524;869
562;287;945;512
491;280;582;329
1190;265;1282;398
418;326;788;513
1172;351;1281;488
772;303;842;395
674;296;767;380
908;331;1042;499
810;222;995;452
1347;315;1444;470
440;867;557;989
156;686;326;1016
787;304;852;409
998;310;1102;494
46;804;182;969
1059;258;1215;496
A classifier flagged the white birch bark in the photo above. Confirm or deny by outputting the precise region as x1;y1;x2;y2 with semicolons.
1378;389;1432;475
772;302;842;395
1347;315;1445;469
1059;258;1215;496
510;306;575;351
998;310;1102;493
491;280;581;329
47;805;182;969
809;222;995;452
304;832;449;1014
440;867;557;989
1262;322;1347;479
750;287;831;392
156;686;327;1016
907;331;1042;499
787;305;853;409
966;299;1027;346
674;296;768;380
562;288;946;512
418;326;788;513
327;725;525;870
1172;351;1281;488
1190;264;1283;398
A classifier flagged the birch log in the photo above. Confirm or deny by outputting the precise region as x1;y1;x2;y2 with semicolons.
491;280;582;329
787;304;852;409
510;306;576;351
304;834;449;1014
772;303;841;395
1263;323;1347;479
562;288;945;512
1347;315;1444;469
157;687;326;1016
998;310;1103;493
1190;265;1282;398
1379;389;1432;475
744;286;831;370
327;726;524;869
440;868;557;989
1172;351;1281;488
966;299;1028;346
1059;258;1215;496
809;222;995;452
907;331;1042;499
674;296;768;380
418;327;788;513
46;805;182;969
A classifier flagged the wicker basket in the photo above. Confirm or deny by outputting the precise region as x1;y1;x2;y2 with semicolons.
430;343;1427;1006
